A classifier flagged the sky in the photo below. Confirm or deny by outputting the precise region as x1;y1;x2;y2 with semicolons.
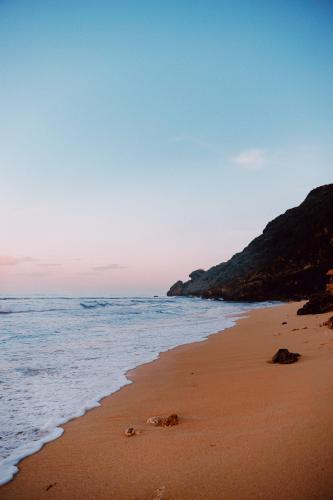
0;0;332;295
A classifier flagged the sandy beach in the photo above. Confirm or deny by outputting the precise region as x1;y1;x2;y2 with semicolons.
2;302;333;499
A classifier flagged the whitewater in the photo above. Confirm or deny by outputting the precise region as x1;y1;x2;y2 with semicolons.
0;295;274;485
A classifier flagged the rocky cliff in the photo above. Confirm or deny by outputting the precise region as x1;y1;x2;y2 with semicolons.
167;184;333;301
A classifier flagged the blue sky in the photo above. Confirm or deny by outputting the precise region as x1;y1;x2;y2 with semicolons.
0;0;332;295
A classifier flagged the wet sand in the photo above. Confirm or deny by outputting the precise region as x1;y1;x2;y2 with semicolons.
2;302;333;499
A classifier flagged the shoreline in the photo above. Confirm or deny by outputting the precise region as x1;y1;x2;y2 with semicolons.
0;301;254;486
2;302;333;499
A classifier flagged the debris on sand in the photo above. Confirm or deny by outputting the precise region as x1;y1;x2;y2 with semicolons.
323;316;333;330
46;483;57;491
152;486;166;499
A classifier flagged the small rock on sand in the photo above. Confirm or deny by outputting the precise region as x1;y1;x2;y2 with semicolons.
146;414;179;427
272;348;301;364
124;427;136;437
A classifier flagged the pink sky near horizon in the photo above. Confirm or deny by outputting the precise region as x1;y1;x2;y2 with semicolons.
0;227;258;296
1;182;268;295
1;176;331;296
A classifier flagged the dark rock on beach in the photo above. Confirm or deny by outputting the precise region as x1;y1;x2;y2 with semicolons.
272;349;301;364
297;292;333;315
167;184;333;301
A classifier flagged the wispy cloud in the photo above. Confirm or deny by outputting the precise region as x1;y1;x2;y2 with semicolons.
0;256;36;266
170;134;216;151
231;148;266;170
38;262;62;268
92;264;127;272
15;271;49;278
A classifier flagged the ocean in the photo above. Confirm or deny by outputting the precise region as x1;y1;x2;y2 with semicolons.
0;295;273;485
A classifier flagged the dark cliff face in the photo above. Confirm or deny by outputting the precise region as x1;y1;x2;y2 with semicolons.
167;184;333;301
